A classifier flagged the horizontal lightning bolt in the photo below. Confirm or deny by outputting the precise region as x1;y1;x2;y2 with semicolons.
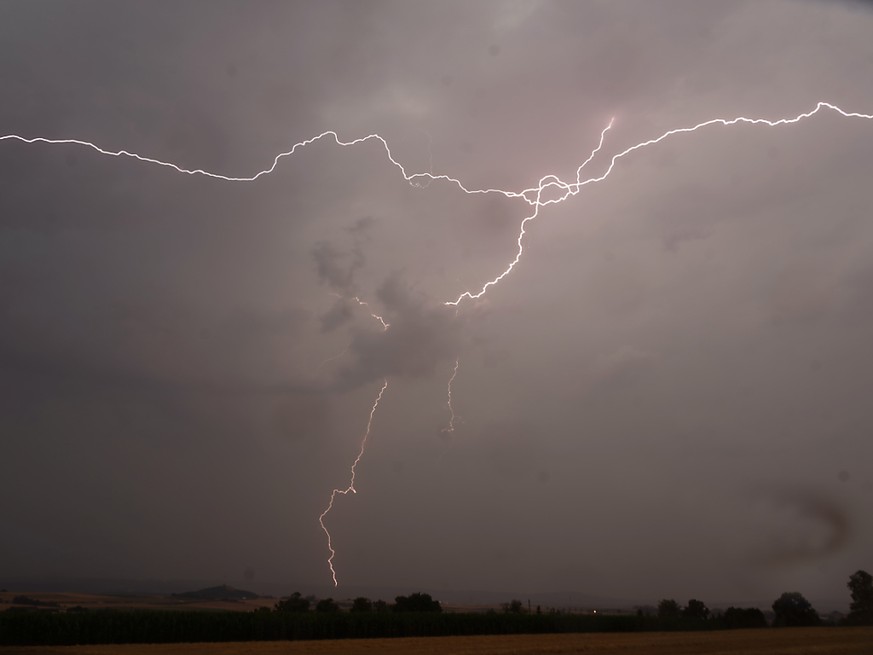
0;128;520;199
317;379;388;587
8;102;868;308
3;102;868;193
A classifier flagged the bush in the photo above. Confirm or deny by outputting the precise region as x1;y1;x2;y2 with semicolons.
723;607;767;629
393;593;441;612
315;598;339;613
274;592;310;613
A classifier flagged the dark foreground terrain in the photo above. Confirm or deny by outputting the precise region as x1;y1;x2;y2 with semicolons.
2;627;872;655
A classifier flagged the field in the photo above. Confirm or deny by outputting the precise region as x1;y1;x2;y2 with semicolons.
2;627;871;655
0;591;274;613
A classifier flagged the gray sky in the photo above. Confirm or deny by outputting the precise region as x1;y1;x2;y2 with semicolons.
1;0;872;607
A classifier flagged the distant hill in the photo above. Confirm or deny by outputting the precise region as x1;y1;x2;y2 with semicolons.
171;584;258;601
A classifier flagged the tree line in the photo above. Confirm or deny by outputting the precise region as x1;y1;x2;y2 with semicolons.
1;569;870;646
273;591;442;614
652;569;873;628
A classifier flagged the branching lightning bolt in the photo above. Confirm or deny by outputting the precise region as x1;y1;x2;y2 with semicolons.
4;99;873;587
443;102;873;306
443;117;615;306
317;379;388;587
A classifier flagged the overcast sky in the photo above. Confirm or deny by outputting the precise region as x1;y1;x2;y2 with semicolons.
2;0;872;606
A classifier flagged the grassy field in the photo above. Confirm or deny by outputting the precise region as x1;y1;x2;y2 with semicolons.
2;627;871;655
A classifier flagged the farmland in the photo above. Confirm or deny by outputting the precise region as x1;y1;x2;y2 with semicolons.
3;627;872;655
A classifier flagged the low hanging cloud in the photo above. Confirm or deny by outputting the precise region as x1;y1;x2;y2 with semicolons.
748;487;853;567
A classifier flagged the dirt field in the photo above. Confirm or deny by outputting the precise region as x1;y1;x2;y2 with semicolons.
2;627;871;655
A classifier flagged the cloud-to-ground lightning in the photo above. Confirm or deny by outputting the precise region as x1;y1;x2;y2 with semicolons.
317;380;388;587
4;100;872;586
441;359;461;434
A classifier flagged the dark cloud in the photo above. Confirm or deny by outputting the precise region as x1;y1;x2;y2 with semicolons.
312;241;365;293
749;488;853;566
335;274;463;389
318;298;354;333
346;215;377;237
1;0;872;605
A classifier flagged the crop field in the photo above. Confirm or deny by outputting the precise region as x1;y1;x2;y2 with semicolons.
3;627;872;655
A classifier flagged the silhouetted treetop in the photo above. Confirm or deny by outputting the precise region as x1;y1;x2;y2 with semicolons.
723;606;767;629
847;569;873;625
315;597;339;613
657;598;680;619
772;591;819;627
275;592;310;613
393;592;441;612
682;599;710;620
351;596;373;612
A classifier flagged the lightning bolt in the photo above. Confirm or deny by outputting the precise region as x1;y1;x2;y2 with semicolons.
441;358;461;434
12;101;864;309
443;102;873;306
4;99;873;587
353;296;390;331
443;117;615;306
327;291;391;331
410;128;434;189
317;379;388;587
4;102;869;193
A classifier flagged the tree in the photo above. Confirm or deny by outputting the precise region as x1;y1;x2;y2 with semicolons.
772;592;819;627
683;599;710;620
723;606;767;629
657;598;681;618
351;596;373;612
274;592;310;613
315;597;340;613
502;599;524;614
393;592;442;612
847;569;873;625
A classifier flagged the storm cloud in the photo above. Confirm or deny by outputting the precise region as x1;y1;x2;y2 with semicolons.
1;0;872;607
